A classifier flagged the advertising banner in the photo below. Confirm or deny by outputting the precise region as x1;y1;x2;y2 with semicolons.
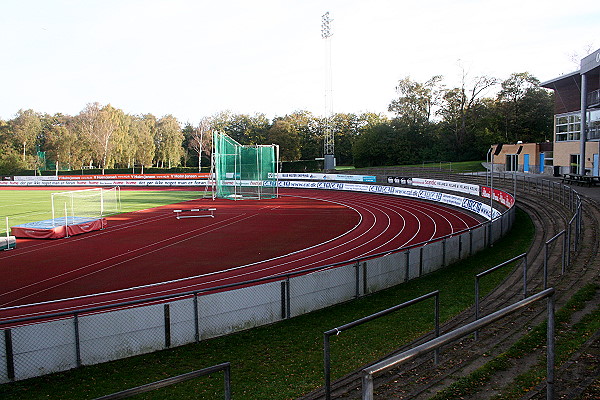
0;180;210;187
481;186;515;208
275;173;376;182
411;178;480;196
13;173;210;181
275;181;502;219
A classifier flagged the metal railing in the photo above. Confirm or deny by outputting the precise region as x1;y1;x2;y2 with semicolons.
544;231;567;288
323;291;439;400
361;288;556;400
94;362;231;400
474;253;528;340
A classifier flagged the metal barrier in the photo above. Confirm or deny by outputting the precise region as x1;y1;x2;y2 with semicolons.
323;291;439;400
94;362;231;400
544;231;567;288
474;253;528;340
361;288;556;400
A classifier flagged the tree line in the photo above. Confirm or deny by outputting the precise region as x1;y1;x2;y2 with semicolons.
0;72;553;174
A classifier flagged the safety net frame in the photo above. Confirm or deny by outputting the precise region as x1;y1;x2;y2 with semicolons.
213;132;279;200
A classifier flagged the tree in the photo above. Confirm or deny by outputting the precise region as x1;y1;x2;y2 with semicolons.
129;114;156;170
0;144;30;174
283;111;321;160
389;76;444;126
185;117;212;171
267;119;300;161
74;103;121;172
352;123;398;167
155;115;183;168
10;109;42;162
107;109;133;168
213;112;270;145
438;72;498;160
497;72;553;143
43;113;86;171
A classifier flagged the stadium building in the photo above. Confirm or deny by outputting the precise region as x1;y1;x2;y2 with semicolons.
541;47;600;176
491;47;600;176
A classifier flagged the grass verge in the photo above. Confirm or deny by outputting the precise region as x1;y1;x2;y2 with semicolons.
0;208;533;400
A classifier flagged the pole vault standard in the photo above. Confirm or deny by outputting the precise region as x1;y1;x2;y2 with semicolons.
173;208;216;219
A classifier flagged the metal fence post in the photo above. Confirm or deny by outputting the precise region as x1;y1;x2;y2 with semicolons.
547;293;555;400
74;313;82;367
442;239;446;267
4;329;15;381
362;262;368;295
286;277;291;319
224;363;232;400
355;261;360;299
194;293;200;343
543;242;549;290
562;232;567;274
469;229;473;256
523;257;528;299
164;304;171;348
404;249;410;282
362;373;374;400
474;276;480;340
324;333;332;400
280;281;286;319
434;294;440;364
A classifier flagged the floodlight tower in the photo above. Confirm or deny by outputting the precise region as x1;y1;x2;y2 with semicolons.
321;11;335;171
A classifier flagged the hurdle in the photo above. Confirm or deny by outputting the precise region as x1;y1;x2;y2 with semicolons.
173;208;216;219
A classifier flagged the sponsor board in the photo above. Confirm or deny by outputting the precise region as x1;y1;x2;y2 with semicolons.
13;173;210;181
480;186;515;208
0;180;210;187
275;173;376;183
274;181;503;220
411;178;480;196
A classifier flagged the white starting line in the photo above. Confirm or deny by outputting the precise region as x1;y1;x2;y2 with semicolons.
173;208;216;219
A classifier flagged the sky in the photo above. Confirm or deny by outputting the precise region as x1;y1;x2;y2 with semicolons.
1;0;599;125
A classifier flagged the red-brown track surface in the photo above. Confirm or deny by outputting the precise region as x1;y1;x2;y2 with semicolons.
0;188;482;324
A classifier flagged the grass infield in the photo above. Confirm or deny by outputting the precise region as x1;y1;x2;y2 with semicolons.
0;192;533;399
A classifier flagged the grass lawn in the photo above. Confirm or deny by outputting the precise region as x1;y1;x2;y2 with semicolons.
0;182;534;400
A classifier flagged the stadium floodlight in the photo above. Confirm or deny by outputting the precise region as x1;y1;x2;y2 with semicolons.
321;11;335;171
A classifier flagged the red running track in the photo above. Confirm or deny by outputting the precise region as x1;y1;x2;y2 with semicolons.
0;188;482;323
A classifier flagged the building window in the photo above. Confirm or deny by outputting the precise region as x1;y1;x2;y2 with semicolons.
555;113;580;141
555;109;600;141
588;109;600;140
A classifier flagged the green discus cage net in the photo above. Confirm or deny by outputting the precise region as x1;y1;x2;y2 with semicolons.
213;132;279;200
